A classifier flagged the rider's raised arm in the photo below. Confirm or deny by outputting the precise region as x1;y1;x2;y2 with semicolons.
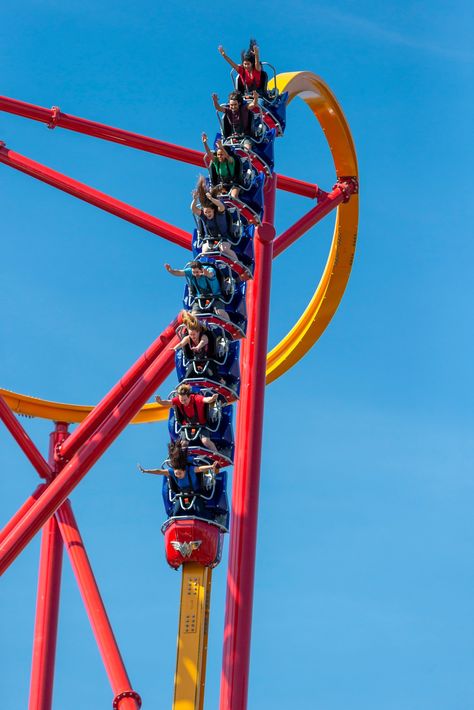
137;464;169;476
212;93;226;113
201;132;214;163
164;263;185;277
253;43;261;72
218;45;239;72
155;394;173;406
190;192;201;216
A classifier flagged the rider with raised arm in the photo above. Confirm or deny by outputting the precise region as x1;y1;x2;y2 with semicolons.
155;383;219;453
201;136;242;200
164;260;230;321
138;441;219;493
192;174;241;262
212;90;260;146
218;39;266;97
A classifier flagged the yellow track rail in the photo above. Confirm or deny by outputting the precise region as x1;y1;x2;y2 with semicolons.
173;563;212;710
0;70;358;421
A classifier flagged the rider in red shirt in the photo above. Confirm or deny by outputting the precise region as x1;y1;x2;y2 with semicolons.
156;383;218;452
218;40;265;96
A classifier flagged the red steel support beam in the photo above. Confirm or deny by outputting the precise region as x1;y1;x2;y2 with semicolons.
0;341;178;575
0;96;319;199
58;316;179;463
220;177;276;710
273;180;357;258
0;145;192;251
56;501;141;709
0;396;52;479
28;424;68;710
0;484;48;547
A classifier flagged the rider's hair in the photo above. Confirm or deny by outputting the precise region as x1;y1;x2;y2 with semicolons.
228;91;244;106
189;260;203;270
181;310;201;331
241;38;257;66
195;175;214;209
168;440;188;470
177;383;192;396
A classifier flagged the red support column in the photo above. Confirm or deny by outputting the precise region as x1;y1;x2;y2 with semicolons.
0;341;177;575
58;317;179;463
220;177;276;710
0;145;192;250
28;424;68;710
0;396;52;479
55;501;141;710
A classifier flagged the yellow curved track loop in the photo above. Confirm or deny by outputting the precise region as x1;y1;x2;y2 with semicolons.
0;71;358;423
266;70;358;383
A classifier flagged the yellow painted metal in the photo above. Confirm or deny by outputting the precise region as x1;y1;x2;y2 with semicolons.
173;563;212;710
266;70;359;383
0;70;358;421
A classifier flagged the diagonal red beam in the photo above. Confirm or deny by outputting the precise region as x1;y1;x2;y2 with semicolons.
56;500;141;709
57;316;180;463
0;144;192;251
0;483;48;547
0;395;52;479
28;425;67;710
273;180;357;258
0;340;178;576
0;95;319;199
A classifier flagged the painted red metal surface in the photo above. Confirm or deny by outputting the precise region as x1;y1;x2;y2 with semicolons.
58;317;180;463
0;145;192;251
220;179;276;710
56;500;141;709
0;396;52;479
0;95;319;199
163;519;223;569
0;341;178;576
28;425;67;710
0;484;48;546
28;515;63;710
273;179;357;257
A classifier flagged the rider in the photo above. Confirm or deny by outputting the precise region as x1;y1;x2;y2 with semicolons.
192;174;239;260
212;90;261;146
217;39;267;97
201;137;242;200
164;260;230;321
155;383;219;453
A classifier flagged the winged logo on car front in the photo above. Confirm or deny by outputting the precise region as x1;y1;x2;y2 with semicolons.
170;540;202;558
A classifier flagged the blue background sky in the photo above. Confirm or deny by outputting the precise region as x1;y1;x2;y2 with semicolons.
1;2;473;708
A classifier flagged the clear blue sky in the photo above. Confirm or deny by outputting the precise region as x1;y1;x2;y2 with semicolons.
1;2;473;708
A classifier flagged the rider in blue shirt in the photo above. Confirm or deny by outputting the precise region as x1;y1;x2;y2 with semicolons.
165;260;230;320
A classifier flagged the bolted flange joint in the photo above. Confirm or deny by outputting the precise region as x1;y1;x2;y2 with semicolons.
334;176;359;203
54;442;66;464
48;106;61;129
112;690;142;709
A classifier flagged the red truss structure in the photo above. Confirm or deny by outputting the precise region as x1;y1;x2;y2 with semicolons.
0;88;357;710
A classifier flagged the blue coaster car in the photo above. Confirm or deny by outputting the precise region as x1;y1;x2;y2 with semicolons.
175;325;240;399
183;260;247;338
168;395;235;464
238;172;265;221
241;126;275;173
192;215;255;280
161;462;230;531
261;91;288;135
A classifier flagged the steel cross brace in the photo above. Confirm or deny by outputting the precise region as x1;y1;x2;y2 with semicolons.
2;418;142;710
